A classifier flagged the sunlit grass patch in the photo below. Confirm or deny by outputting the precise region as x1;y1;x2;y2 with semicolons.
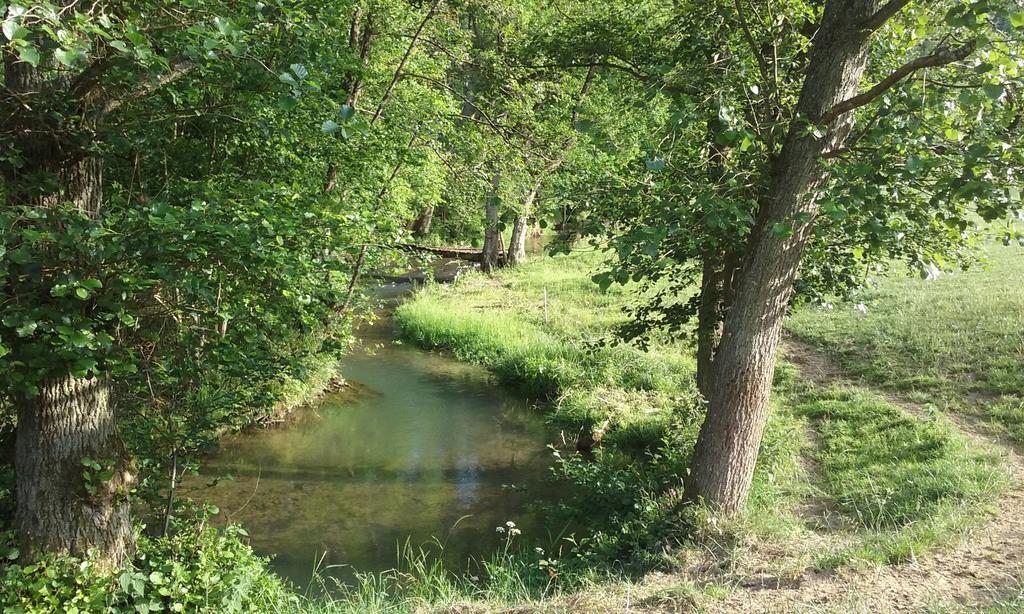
786;244;1024;442
395;251;701;448
793;386;1008;565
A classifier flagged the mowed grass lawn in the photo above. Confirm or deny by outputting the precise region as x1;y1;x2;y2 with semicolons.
787;244;1024;443
394;247;1010;569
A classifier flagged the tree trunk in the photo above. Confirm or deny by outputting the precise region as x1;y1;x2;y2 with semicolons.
506;216;529;265
411;206;435;237
686;0;882;513
4;49;136;567
506;185;538;267
695;257;725;401
481;172;502;273
14;377;134;568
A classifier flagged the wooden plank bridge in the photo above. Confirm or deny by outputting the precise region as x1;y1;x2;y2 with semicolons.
393;243;484;263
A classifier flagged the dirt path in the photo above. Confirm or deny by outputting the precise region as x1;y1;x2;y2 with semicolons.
702;339;1024;613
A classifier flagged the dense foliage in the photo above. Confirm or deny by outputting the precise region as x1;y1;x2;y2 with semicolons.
1;0;1023;610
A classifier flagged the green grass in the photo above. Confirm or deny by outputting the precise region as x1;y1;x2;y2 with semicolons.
786;244;1024;441
396;249;1008;576
395;250;701;451
788;385;1008;566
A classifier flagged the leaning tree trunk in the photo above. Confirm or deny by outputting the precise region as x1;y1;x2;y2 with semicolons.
685;0;882;513
4;49;136;567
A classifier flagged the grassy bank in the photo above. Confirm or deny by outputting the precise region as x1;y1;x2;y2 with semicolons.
3;248;1014;613
394;249;1007;581
394;250;703;449
782;381;1008;567
787;244;1024;442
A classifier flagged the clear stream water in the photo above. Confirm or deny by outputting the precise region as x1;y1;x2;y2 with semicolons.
181;310;557;588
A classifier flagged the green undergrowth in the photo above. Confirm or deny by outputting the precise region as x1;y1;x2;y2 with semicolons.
787;243;1024;442
397;249;1011;575
784;379;1008;567
0;525;293;614
394;252;813;568
395;250;700;451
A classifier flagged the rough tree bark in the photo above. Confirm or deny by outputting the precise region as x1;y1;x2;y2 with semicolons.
481;172;502;273
4;52;135;567
686;0;894;512
506;186;538;266
411;206;435;236
14;378;134;567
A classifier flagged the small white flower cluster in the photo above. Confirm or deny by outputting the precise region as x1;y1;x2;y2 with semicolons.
495;520;521;536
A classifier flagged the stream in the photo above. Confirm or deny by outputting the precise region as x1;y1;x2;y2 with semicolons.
181;274;557;589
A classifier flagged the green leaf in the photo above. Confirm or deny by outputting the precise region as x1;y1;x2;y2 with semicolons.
67;330;91;347
75;287;90;300
1010;12;1024;27
0;343;8;359
18;45;38;66
213;16;233;36
276;95;299;111
2;18;27;41
321;119;338;134
54;48;81;67
645;158;666;171
339;104;355;121
983;84;1005;100
772;222;793;239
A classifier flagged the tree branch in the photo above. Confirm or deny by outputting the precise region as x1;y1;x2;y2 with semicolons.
734;0;774;92
369;0;441;124
101;58;195;115
861;0;914;34
516;60;646;81
819;39;977;124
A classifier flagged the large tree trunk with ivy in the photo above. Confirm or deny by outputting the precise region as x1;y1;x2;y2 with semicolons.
5;51;136;567
14;377;134;567
685;0;881;512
